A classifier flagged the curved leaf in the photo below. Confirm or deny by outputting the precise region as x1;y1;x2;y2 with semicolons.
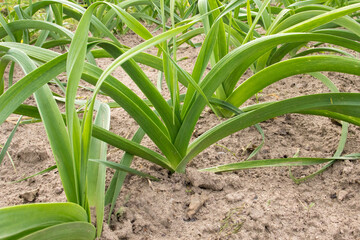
19;222;95;240
201;155;360;172
0;203;89;239
227;55;360;108
177;93;360;172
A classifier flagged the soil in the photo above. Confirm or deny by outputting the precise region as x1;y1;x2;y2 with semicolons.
1;29;360;240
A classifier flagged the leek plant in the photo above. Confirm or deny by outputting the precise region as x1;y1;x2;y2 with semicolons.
66;1;360;173
0;45;97;238
0;38;156;240
31;1;359;174
193;0;360;117
0;1;157;238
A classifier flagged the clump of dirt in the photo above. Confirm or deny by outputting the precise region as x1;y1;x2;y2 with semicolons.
186;167;225;191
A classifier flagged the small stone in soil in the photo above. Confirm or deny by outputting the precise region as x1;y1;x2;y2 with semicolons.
337;190;349;201
186;194;208;219
54;187;63;195
19;189;39;203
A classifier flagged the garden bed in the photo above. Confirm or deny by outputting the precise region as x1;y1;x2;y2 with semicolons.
1;30;359;239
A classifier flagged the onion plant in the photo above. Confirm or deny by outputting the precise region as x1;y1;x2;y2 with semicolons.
0;1;360;238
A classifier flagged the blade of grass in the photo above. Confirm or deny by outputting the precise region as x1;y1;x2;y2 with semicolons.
289;70;349;183
242;0;272;44
201;155;359;172
13;165;57;183
0;116;21;167
11;103;172;170
89;159;159;181
68;2;199;165
289;122;349;183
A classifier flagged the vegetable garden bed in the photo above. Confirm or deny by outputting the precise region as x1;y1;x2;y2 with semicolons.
0;1;359;239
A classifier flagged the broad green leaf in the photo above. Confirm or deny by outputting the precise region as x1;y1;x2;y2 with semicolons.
281;3;360;35
226;55;360;108
0;14;16;42
0;20;73;39
0;203;89;239
0;51;67;126
1;49;77;202
18;222;95;240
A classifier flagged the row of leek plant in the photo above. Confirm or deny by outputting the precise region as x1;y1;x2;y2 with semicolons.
0;0;360;239
0;1;163;239
191;0;360;117
185;0;360;179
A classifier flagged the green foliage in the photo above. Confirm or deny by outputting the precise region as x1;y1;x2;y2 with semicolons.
0;203;95;239
0;0;359;238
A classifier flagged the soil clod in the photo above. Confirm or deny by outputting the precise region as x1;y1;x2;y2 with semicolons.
19;189;39;203
186;168;224;191
186;193;208;219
